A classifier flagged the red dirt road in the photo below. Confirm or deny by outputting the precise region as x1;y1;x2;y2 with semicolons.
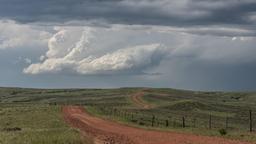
130;92;154;109
62;106;252;144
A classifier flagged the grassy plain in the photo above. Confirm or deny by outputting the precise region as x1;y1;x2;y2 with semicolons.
0;87;256;143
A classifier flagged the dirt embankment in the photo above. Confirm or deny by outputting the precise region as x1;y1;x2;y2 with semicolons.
62;106;252;144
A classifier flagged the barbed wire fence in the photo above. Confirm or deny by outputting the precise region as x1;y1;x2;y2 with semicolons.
88;104;254;132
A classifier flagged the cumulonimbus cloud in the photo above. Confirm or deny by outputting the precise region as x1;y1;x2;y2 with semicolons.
23;27;168;75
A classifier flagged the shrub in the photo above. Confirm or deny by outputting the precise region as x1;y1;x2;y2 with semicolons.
219;129;227;136
131;119;138;123
3;127;22;132
139;121;145;125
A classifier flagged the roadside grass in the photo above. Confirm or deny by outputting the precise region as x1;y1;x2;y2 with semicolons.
0;104;87;144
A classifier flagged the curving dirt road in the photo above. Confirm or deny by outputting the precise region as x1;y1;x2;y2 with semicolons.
130;91;154;109
62;106;252;144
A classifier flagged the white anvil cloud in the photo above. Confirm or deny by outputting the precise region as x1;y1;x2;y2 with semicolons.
24;27;168;75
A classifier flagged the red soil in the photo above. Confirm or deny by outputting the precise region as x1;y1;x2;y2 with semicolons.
130;91;153;109
62;106;252;144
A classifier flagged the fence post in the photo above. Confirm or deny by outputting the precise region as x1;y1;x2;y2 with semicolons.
124;111;126;117
173;119;176;127
250;110;253;132
225;117;228;129
114;108;117;116
209;114;212;129
151;115;155;127
182;117;185;128
166;119;169;127
193;118;196;128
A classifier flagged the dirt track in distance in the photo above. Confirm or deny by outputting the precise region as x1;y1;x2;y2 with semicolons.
62;106;252;144
130;91;154;109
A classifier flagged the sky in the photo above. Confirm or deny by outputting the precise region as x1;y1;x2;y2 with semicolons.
0;0;256;91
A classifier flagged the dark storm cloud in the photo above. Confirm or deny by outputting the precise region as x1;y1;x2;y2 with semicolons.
189;0;256;24
0;0;256;27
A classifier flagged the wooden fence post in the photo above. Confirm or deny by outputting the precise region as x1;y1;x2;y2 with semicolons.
209;114;212;129
193;118;196;128
250;110;253;132
182;117;185;128
173;119;176;127
225;117;228;129
151;115;155;127
114;108;117;116
166;119;169;127
125;111;127;118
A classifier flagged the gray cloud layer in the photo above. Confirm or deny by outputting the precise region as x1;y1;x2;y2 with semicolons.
1;0;256;27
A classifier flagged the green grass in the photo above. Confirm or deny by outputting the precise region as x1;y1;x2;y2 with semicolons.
0;87;256;143
194;109;235;117
0;104;87;144
86;105;256;143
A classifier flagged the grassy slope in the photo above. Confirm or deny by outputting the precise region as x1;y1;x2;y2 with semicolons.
0;87;256;143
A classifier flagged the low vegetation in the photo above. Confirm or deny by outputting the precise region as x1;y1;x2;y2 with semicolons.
0;104;84;144
0;87;256;143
